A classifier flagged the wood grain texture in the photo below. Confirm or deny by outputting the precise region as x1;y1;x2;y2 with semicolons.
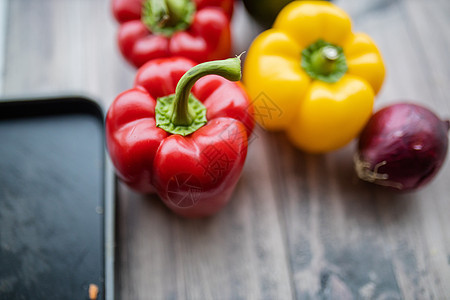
2;0;133;105
0;0;7;94
2;0;450;299
116;129;293;299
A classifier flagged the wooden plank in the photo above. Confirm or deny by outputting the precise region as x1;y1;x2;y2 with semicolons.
271;0;450;298
388;0;450;298
3;0;450;299
0;0;293;298
0;0;9;94
114;3;293;299
3;0;133;107
401;0;450;111
266;135;404;298
231;1;264;57
116;129;293;299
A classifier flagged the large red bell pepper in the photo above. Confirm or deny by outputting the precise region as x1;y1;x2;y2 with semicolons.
106;56;254;217
112;0;234;68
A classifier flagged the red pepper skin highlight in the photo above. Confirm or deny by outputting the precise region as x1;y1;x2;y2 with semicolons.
106;57;254;217
355;102;449;191
112;0;233;68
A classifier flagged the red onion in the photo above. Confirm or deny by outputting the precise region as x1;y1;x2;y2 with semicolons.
354;102;450;191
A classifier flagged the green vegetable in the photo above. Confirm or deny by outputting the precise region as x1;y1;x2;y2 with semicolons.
243;0;331;28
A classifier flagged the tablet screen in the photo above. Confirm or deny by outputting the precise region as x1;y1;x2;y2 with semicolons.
0;101;105;299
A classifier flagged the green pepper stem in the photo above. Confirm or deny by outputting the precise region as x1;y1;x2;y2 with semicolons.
149;0;187;26
301;39;348;83
165;0;189;25
148;0;169;26
142;0;195;36
310;45;339;75
171;56;242;126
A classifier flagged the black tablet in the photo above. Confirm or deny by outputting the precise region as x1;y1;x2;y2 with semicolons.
0;96;114;300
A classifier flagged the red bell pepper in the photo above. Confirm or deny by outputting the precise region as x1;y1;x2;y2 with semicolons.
106;56;254;217
112;0;234;68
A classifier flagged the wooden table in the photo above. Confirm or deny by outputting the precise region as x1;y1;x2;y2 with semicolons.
1;0;450;298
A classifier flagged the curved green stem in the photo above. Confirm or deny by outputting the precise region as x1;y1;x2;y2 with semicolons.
155;56;242;136
172;56;242;126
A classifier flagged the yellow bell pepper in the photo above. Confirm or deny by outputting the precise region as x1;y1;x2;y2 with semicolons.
243;1;385;153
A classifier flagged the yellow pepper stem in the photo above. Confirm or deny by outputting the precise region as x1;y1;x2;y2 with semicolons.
311;46;339;75
301;39;348;83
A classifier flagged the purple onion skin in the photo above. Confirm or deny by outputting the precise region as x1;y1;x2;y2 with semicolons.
355;102;450;191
